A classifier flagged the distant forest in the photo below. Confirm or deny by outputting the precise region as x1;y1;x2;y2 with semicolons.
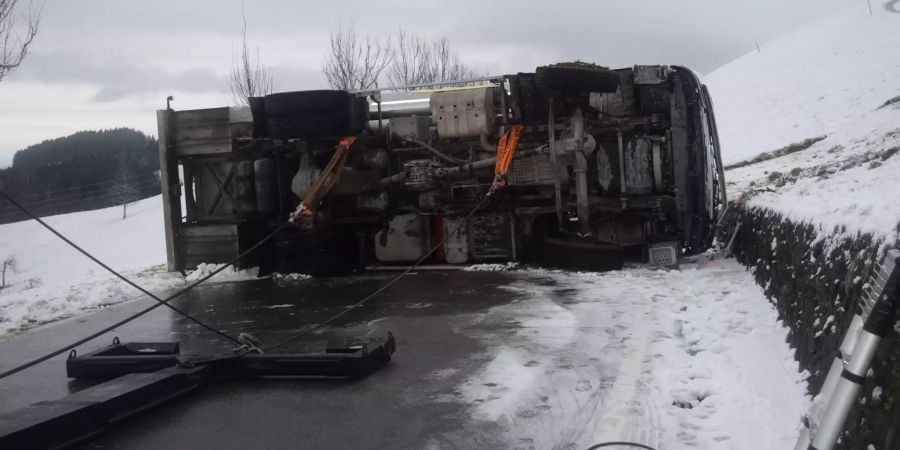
0;128;161;224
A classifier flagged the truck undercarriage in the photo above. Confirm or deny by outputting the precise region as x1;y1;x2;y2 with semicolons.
157;63;726;275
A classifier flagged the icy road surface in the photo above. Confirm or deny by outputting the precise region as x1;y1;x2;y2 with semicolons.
452;259;808;449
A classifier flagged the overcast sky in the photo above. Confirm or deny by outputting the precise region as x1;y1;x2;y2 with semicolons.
0;0;853;167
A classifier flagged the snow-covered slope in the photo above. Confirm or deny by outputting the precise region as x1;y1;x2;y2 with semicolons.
1;196;166;284
726;104;900;243
706;6;900;165
709;5;900;244
0;197;169;334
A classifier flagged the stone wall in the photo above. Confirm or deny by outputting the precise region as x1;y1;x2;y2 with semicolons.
726;204;900;449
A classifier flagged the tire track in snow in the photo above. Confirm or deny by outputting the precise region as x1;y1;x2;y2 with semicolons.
578;295;662;449
449;260;808;449
453;273;634;449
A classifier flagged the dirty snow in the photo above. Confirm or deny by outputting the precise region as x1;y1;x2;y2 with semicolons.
0;196;259;336
453;258;808;449
184;262;259;282
464;262;520;272
272;272;311;282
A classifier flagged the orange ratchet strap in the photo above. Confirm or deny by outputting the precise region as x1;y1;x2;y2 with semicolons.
492;124;525;191
291;135;357;219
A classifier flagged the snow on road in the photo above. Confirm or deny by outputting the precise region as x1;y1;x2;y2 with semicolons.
452;258;808;450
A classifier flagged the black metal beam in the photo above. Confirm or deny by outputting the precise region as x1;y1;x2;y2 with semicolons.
0;366;209;449
0;333;396;449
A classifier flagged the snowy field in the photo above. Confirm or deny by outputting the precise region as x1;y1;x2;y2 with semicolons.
451;259;808;449
0;196;254;336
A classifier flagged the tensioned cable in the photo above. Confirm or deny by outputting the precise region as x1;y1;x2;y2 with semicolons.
0;178;162;214
0;186;495;374
0;188;290;380
0;190;162;219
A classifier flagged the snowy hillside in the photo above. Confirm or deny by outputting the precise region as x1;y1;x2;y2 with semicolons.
0;196;256;336
726;103;900;242
710;5;900;244
706;6;900;165
0;197;169;334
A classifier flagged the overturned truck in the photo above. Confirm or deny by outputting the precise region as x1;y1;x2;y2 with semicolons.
157;63;726;275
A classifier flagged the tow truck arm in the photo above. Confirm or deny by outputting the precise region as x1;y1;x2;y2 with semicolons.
0;333;396;449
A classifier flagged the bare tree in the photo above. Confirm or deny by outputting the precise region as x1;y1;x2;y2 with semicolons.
431;37;482;82
228;3;277;105
323;20;392;90
1;255;16;289
112;157;137;219
0;0;41;83
388;30;482;88
388;29;432;86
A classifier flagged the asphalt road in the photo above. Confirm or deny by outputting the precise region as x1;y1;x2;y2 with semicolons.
0;270;592;450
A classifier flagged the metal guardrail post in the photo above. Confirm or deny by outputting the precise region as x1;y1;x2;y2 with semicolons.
156;108;182;271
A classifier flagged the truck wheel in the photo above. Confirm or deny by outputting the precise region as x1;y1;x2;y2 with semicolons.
263;91;368;139
536;63;620;93
263;90;350;115
541;238;624;271
267;115;357;139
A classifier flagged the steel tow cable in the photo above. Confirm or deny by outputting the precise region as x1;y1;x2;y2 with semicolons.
262;189;496;352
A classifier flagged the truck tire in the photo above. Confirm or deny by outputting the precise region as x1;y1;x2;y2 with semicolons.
541;238;624;271
264;90;350;116
263;91;368;139
267;115;355;139
536;63;620;93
